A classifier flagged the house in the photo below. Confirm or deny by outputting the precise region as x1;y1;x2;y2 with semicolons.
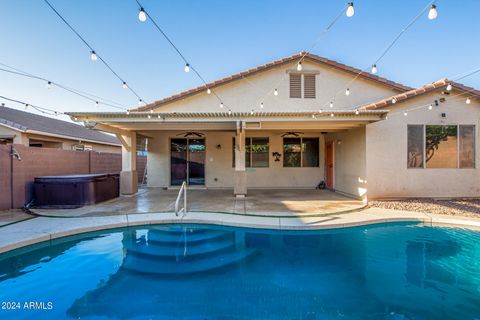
0;106;121;153
68;52;480;200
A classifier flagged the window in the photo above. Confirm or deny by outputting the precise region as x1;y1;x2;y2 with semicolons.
289;74;301;98
407;125;475;168
232;137;269;168
283;137;319;167
289;73;317;99
304;74;316;99
407;125;424;168
459;125;475;168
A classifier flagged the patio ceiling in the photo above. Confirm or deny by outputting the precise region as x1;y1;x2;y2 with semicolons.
67;110;388;134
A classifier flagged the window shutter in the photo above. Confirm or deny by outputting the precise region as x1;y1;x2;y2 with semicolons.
289;74;302;98
304;74;316;99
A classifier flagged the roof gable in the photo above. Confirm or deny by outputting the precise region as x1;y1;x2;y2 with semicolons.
132;52;413;112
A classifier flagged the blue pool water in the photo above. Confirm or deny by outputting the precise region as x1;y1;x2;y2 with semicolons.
1;223;480;319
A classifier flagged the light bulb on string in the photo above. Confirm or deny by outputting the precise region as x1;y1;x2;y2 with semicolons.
371;64;377;74
122;82;128;89
157;115;161;119
403;112;408;116
95;101;99;106
428;4;438;20
466;98;471;104
330;113;334;117
346;2;355;17
207;88;211;95
138;8;147;22
126;110;130;115
446;83;452;91
345;88;350;96
46;81;52;89
260;102;264;109
25;104;29;110
250;110;254;115
329;101;333;108
138;99;143;106
184;63;190;73
147;114;152;119
318;109;323;114
355;109;359;115
297;62;302;71
274;88;278;96
392;98;397;104
90;51;97;61
428;104;433;110
228;110;232;115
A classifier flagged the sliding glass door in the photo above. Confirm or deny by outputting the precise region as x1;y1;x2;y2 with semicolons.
170;138;205;186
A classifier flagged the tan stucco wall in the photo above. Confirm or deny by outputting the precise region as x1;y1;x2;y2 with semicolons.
366;91;480;199
150;60;400;113
325;126;367;200
147;130;325;189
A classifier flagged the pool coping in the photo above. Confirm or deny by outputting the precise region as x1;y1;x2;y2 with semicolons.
1;207;480;254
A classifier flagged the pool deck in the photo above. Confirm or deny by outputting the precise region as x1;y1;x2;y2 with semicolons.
2;207;480;254
29;188;366;218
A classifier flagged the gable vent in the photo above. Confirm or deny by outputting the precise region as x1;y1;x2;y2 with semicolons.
304;74;316;99
289;74;302;98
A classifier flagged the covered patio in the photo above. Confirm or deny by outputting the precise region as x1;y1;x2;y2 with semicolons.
30;188;365;218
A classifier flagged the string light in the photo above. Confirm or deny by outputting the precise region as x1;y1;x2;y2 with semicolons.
297;62;302;71
126;110;130;115
428;4;438;20
147;114;152;119
138;8;147;22
446;83;452;91
371;64;377;74
0;63;128;111
345;88;350;96
157;114;161;119
428;104;433;110
329;101;334;108
43;0;146;104
312;114;316;119
207;88;211;94
250;110;254;115
138;99;143;106
274;88;278;96
330;113;334;117
355;109;359;115
25;104;29;110
122;82;128;89
90;51;97;61
228;110;232;115
392;98;397;104
318;109;323;114
184;63;190;73
95;101;99;105
346;2;355;17
220;102;224;108
403;112;408;116
466;98;471;104
260;102;264;109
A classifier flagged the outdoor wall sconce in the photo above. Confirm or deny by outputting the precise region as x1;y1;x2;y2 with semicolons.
272;152;281;161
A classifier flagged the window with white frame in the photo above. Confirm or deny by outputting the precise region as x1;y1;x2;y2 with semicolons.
407;125;475;168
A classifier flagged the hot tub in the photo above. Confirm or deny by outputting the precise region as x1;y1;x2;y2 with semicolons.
34;173;119;208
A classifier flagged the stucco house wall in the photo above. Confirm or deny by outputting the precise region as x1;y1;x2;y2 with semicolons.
366;92;480;199
326;126;367;200
151;60;400;114
147;130;326;189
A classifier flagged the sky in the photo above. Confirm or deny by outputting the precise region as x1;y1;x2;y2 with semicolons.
0;0;479;120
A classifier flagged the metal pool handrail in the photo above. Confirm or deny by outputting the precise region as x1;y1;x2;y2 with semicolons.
175;181;187;217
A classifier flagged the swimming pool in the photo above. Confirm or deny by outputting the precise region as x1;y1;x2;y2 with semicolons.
0;222;479;319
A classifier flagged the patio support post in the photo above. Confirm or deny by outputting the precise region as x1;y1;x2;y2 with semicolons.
234;121;247;197
117;131;138;195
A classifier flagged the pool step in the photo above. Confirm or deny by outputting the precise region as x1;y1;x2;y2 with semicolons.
147;229;230;244
122;249;257;275
125;238;235;258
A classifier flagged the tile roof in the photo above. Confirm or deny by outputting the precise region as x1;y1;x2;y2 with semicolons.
132;52;413;112
0;106;120;145
359;79;480;110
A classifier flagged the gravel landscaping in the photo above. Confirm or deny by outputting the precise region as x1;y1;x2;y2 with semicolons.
369;199;480;218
